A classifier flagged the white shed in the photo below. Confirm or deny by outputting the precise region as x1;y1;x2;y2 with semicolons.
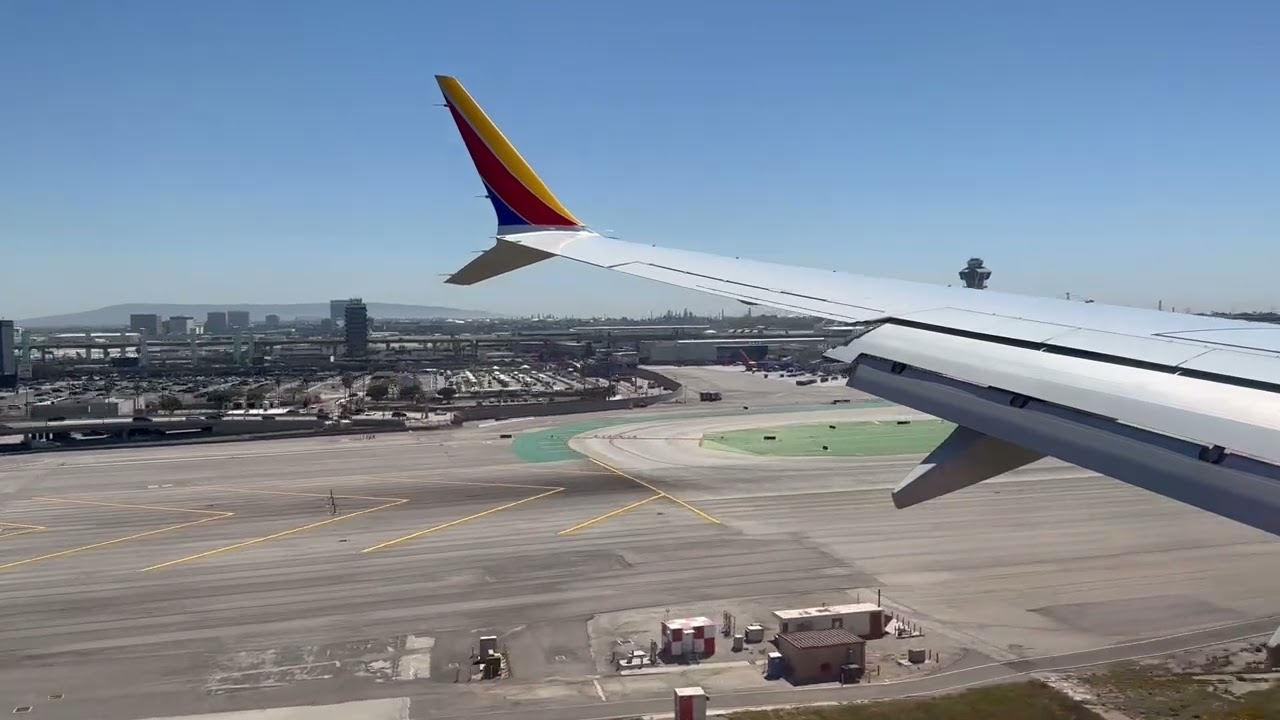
771;603;885;639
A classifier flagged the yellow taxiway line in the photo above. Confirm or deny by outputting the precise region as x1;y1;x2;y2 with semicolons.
142;487;408;571
32;496;228;515
587;458;721;525
361;474;573;491
202;485;406;502
363;487;565;552
557;493;663;535
0;498;233;571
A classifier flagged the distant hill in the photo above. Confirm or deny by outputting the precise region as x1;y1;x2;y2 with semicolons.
19;302;498;328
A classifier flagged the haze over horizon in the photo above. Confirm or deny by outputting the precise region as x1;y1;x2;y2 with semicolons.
3;0;1277;319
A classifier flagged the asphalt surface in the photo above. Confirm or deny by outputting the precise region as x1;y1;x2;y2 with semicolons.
0;366;1276;720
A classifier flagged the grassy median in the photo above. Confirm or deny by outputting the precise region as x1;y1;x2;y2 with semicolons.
724;674;1280;719
703;419;954;458
725;681;1103;720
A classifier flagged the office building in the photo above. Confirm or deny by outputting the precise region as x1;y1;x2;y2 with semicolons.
167;316;194;336
344;298;368;356
130;313;162;336
205;311;228;335
0;320;15;389
264;314;280;329
228;310;251;329
329;299;347;325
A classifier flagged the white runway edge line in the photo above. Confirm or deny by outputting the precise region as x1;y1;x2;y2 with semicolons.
477;417;536;428
433;615;1280;720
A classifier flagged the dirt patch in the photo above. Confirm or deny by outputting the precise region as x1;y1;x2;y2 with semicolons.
726;680;1105;719
1079;664;1280;719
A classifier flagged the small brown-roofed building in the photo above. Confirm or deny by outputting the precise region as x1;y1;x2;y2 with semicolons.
776;628;866;685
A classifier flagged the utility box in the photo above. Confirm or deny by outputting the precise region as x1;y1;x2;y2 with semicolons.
674;686;708;720
479;635;497;657
744;623;765;643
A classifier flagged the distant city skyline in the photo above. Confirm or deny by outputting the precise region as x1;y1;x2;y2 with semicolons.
3;1;1276;320
10;280;1280;326
12;296;1279;331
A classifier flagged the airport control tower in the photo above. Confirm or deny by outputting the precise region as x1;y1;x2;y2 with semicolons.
959;257;991;289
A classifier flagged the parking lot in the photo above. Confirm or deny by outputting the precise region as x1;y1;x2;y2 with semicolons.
449;366;627;396
1;373;323;418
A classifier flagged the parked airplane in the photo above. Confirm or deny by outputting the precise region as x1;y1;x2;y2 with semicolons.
738;351;799;374
435;74;1280;539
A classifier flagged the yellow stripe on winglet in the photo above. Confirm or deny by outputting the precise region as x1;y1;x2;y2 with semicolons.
435;75;579;225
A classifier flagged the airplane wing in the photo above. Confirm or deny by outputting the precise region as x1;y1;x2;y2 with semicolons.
434;74;1280;537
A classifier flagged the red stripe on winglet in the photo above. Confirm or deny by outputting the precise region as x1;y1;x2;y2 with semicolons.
446;105;577;227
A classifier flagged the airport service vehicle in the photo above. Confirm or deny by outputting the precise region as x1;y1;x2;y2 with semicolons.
434;74;1280;540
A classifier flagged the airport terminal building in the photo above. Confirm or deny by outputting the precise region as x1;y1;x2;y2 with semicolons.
639;337;833;364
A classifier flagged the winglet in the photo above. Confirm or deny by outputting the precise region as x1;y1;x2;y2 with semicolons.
436;75;584;234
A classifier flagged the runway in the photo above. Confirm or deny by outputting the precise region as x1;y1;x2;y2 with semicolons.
1;366;1276;720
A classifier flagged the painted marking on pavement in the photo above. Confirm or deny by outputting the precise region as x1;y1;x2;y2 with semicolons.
558;494;664;535
363;487;564;552
0;498;232;571
142;488;408;571
588;459;721;525
0;520;48;541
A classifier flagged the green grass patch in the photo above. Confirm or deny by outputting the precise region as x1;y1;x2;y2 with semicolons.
510;418;631;463
704;419;954;458
726;681;1104;719
509;400;894;463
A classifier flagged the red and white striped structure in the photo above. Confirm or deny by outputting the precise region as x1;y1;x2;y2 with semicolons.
674;686;708;720
661;616;717;657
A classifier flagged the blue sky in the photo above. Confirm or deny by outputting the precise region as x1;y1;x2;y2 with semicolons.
3;0;1278;319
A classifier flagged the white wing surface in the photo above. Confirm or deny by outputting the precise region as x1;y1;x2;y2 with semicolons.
435;74;1280;537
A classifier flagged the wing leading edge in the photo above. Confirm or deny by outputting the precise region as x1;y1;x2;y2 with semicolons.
435;75;1280;537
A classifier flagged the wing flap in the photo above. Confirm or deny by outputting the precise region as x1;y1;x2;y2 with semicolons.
1179;348;1280;386
1039;328;1214;366
1156;327;1280;354
837;323;1280;465
893;308;1069;343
